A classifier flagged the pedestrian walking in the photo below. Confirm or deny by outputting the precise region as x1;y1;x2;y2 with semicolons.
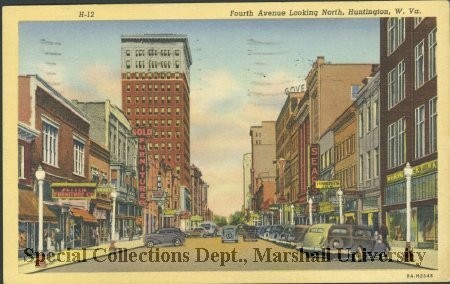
380;224;391;251
128;227;134;241
372;235;388;254
54;229;63;252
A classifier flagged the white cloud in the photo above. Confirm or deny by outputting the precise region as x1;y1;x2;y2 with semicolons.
64;63;122;106
190;69;290;216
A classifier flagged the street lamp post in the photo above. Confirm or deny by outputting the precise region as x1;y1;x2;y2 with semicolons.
278;208;282;225
35;165;46;267
308;198;313;225
337;188;343;224
290;204;294;225
110;190;117;251
271;211;274;225
404;162;413;260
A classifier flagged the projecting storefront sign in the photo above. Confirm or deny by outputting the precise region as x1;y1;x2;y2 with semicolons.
315;180;341;189
152;191;165;200
310;144;320;194
134;128;153;207
52;183;97;199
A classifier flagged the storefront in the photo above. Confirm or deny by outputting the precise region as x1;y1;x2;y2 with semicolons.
68;207;98;248
384;160;438;249
361;195;380;232
18;190;58;256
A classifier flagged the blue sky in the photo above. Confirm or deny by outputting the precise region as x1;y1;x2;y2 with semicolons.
20;19;380;216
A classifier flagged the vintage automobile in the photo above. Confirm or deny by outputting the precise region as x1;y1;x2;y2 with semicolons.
189;227;209;238
200;221;218;237
268;225;285;241
158;227;189;238
242;225;258;242
287;225;310;248
278;225;294;243
302;224;375;254
144;228;185;248
221;225;239;243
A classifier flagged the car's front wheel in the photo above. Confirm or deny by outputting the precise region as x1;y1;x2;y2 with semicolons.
146;240;155;248
173;238;182;247
202;234;207;238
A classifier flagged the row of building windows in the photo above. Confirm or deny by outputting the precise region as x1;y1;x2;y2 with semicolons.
320;148;333;170
388;117;406;169
126;107;181;116
125;72;181;80
150;154;181;162
358;99;379;137
126;83;180;92
126;95;181;104
41;119;85;177
388;25;437;110
129;118;182;127
387;96;437;169
415;97;438;159
126;60;181;70
359;148;379;183
148;142;181;151
335;165;356;189
387;18;405;55
335;135;355;163
126;49;181;57
414;28;437;90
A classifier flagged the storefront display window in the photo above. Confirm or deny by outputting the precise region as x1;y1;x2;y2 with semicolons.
387;208;406;241
418;205;436;244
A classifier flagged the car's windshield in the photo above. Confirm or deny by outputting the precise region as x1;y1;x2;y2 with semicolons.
201;224;211;230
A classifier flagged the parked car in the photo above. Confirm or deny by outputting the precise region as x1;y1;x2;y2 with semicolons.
278;225;294;242
158;227;189;238
189;227;209;238
242;225;258;242
144;229;185;248
262;225;274;239
222;225;239;243
268;225;285;241
302;224;375;254
256;226;268;238
200;221;218;237
287;225;310;248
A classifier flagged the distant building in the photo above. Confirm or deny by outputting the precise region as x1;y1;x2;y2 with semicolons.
275;92;304;224
243;153;252;212
306;56;375;144
249;121;276;225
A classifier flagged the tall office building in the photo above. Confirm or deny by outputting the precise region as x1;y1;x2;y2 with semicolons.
120;34;192;190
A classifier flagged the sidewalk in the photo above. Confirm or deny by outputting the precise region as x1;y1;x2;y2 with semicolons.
390;246;437;270
18;237;144;274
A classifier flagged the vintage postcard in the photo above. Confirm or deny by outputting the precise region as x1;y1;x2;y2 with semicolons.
3;1;450;283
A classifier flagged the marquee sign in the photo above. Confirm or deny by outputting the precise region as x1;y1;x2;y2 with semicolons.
52;183;97;199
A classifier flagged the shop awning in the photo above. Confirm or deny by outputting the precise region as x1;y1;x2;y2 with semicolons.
70;207;97;223
19;190;58;223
